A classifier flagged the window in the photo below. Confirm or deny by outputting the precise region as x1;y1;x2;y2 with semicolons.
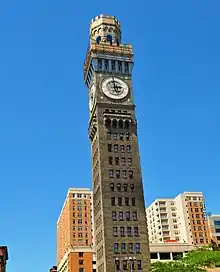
126;211;130;220
114;144;118;153
124;62;129;73
116;170;120;178
117;210;123;220
197;220;201;224
118;197;123;206
109;170;114;178
110;183;114;192
195;208;199;212
77;206;82;210
133;212;137;220
109;157;113;165
112;211;117;220
111;60;115;71
122;170;127;178
123;183;128;192
120;145;125;152
128;243;133;252
113;133;117;140
137;260;142;270
118;61;122;72
114;243;119;253
126;145;131;152
125;197;129;206
98;59;102;68
113;227;118;236
198;226;202;231
79;252;84;257
196;214;200;218
107;132;111;139
78;213;82;218
111;197;116;206
130;184;135;191
108;144;112;152
121;157;126;166
120;227;125;236
134;227;139;236
127;226;132;236
115;259;120;270
126;132;130;140
129;170;134;179
116;183;121;192
125;120;129;129
115;157;119;165
79;268;84;272
119;132;124;140
112;119;117;128
128;157;132;166
119;119;123;128
121;243;126;253
172;213;176;217
78;219;82;224
79;260;84;265
123;260;128;270
136;243;141;253
132;197;136;206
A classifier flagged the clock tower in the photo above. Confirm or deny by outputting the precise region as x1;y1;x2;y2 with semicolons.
84;15;150;272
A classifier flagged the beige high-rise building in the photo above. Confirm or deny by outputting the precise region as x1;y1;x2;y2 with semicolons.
146;192;211;246
57;188;96;272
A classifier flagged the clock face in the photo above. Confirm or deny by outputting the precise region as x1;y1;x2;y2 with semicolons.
101;77;129;100
89;84;95;111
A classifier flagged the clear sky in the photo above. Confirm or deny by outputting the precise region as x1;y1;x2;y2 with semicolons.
0;0;219;271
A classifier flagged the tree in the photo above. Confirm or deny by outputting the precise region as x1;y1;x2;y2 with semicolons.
151;261;205;272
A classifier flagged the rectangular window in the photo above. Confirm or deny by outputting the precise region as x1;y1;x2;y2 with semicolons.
130;184;135;191
78;219;82;224
136;243;141;253
128;158;132;166
195;208;199;212
132;197;136;206
115;157;119;165
78;233;83;238
124;183;128;191
114;144;118;152
113;227;118;236
109;170;114;178
98;59;102;69
111;60;115;70
129;170;134;179
104;59;109;70
197;220;201;224
118;61;122;72
123;260;128;270
114;243;119;254
133;212;137;220
111;197;116;206
198;226;202;231
113;133;117;140
112;211;117;220
121;243;126;253
196;214;200;218
126;211;130;220
128;243;133;253
108;144;112;152
121;157;126;166
109;157;113;165
119;211;124;220
79;268;84;272
137;260;142;270
119;132;124;140
134;227;139;236
116;170;120;178
127;227;132;236
122;170;127;178
120;145;125;152
125;197;129;206
79;252;84;257
107;132;111;139
124;62;129;73
126;145;131;152
120;227;125;236
118;197;123;206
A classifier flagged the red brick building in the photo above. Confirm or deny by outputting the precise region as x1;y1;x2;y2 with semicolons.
0;246;8;272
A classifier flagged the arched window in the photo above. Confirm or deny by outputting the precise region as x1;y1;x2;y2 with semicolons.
96;36;101;44
105;118;111;127
119;119;123;129
125;120;130;129
112;119;117;128
106;34;113;45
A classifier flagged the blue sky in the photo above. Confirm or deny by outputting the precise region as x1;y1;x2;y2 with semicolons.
0;0;220;271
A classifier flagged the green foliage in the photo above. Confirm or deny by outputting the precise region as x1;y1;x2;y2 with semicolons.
151;247;220;272
151;261;205;272
183;249;220;268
